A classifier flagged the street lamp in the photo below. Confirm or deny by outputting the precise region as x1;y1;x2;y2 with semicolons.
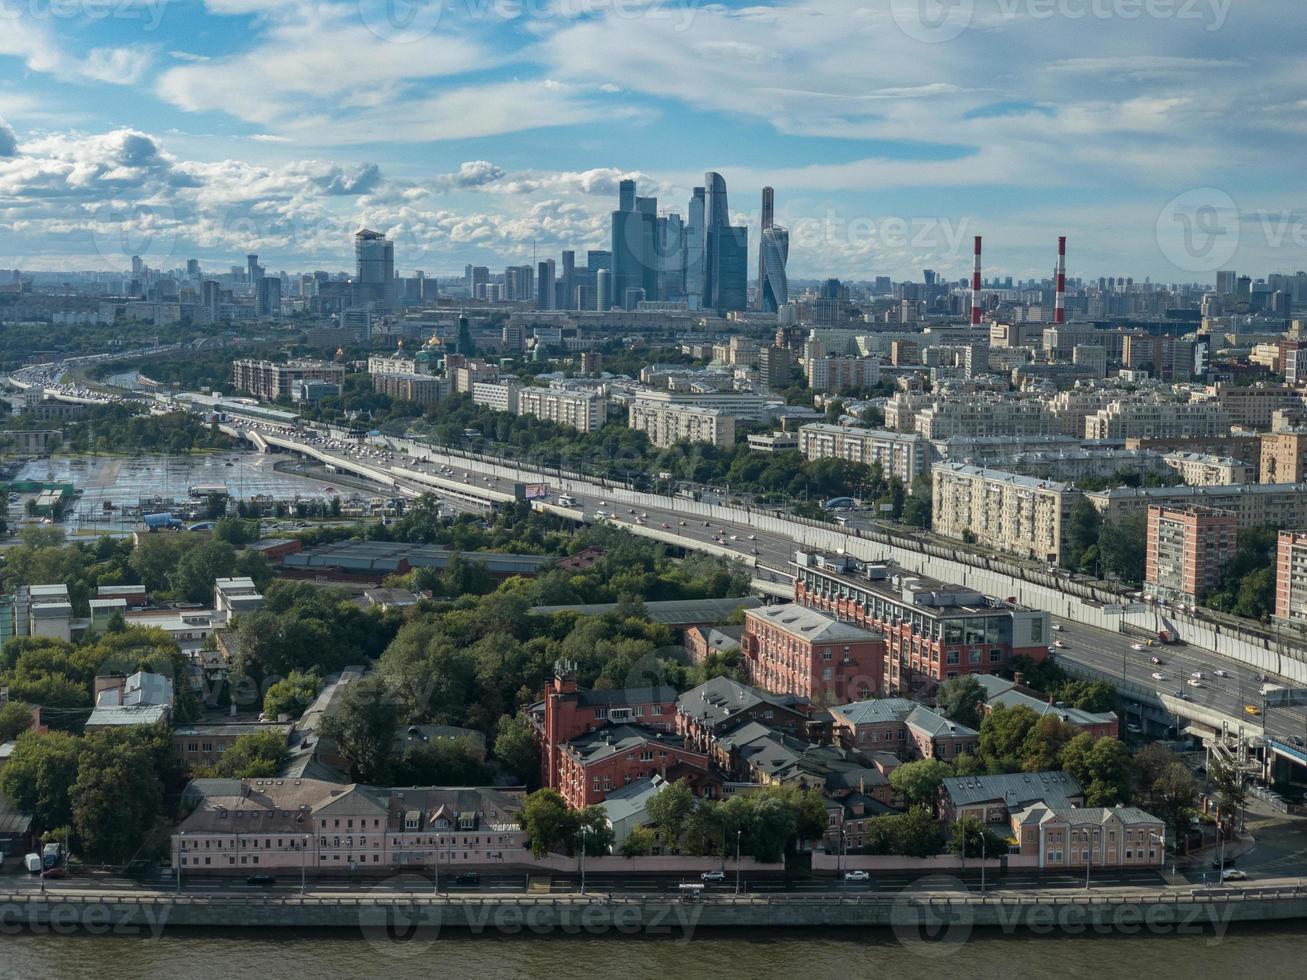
980;831;986;894
735;829;742;896
301;834;308;895
579;825;589;896
176;832;184;894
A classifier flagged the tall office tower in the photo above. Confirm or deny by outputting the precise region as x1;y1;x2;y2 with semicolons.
611;180;655;310
635;195;659;301
701;171;747;313
353;229;395;308
255;276;282;317
560;250;576;310
201;279;220;318
684;187;705;310
131;255;144;278
464;264;474;287
186;259;201;279
756;187;787;313
657;213;685;302
596;268;611;311
506;264;534;302
1216;270;1236;295
536;259;556;309
247;254;260;286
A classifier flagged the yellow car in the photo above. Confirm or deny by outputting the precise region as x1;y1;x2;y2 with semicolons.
1244;704;1262;717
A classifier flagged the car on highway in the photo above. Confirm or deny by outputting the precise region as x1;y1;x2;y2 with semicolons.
1191;671;1204;679
1214;668;1229;677
1131;643;1145;651
700;870;726;882
454;872;480;885
1151;672;1166;680
1187;679;1203;688
1051;624;1063;631
1244;705;1261;716
40;867;65;879
1150;656;1164;665
1126;723;1143;735
1221;869;1248;882
246;874;276;886
1053;640;1066;648
843;870;870;881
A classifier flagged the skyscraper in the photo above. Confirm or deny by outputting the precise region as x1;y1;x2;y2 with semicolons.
684;187;705;311
560;250;576;310
701;172;747;314
756;187;788;313
536;259;556;310
353;229;394;308
246;253;259;287
611;180;655;310
256;276;281;317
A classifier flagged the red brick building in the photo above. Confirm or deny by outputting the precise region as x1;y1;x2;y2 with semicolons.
741;603;885;706
791;551;1051;699
556;725;712;808
528;668;679;794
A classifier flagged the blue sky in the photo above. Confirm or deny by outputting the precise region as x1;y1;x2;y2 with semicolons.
1;0;1304;282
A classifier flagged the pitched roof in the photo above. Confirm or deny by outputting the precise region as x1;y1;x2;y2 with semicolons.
677;677;810;731
749;603;882;643
943;771;1083;810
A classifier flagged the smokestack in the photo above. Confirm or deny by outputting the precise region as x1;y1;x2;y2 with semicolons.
1054;236;1067;325
971;235;983;326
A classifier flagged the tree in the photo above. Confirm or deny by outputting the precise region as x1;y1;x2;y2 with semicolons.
936;675;985;729
865;806;944;858
521;789;575;857
0;730;81;832
978;704;1039;773
262;670;320;720
70;732;165;864
169;539;237;604
493;713;540;787
1098;513;1146;584
1060;734;1134;806
575;804;614;856
213;730;289;778
0;700;35;743
619;825;656;857
1207;754;1247;829
1021;715;1077;772
947;814;1008;859
889;758;952;809
1065;499;1102;572
1149;761;1200;848
320;675;399;784
214;516;258;546
392;737;491;785
1055;680;1118;714
647;780;695;853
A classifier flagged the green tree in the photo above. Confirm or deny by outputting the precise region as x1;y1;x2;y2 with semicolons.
947;814;1009;859
213;730;289;778
1065;499;1102;572
1021;715;1077;772
521;788;575;857
0;700;36;742
576;804;614;856
1207;754;1247;829
1148;761;1200;847
0;730;81;831
865;806;943;858
320;675;400;784
889;758;953;809
262;670;320;720
169;539;237;604
1059;734;1134;806
1098;513;1146;584
391;737;491;786
214;516;259;546
936;675;985;729
647;779;695;853
70;731;167;864
619;825;656;857
978;704;1040;773
493;713;540;787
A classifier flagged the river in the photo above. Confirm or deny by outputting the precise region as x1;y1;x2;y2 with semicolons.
3;923;1305;979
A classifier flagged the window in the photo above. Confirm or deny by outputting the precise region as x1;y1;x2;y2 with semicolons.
946;652;959;665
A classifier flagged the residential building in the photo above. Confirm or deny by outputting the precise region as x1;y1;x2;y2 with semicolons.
740;603;885;706
1083;401;1229;441
746;430;799;453
1161;451;1254;486
683;624;743;665
939;770;1084;827
172;779;526;875
517;386;606;433
471;381;519;414
1011;803;1164;869
1089;482;1307;528
1260;430;1307;483
1145;505;1238;602
1274;531;1307;623
806;355;881;393
232;359;345;402
931;462;1082;564
791;551;1052;698
556;725;713;809
799;425;929;484
372;371;445;407
173;723;291;770
628;401;735;448
675;677;816;768
528;669;679;795
829;698;979;764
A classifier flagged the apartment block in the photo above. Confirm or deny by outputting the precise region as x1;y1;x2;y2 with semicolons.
471;381;519;414
628;400;735;448
1145;505;1237;602
1274;531;1307;623
741;603;885;706
797;424;928;483
931;462;1081;564
232;359;345;402
791;551;1051;699
518;386;606;433
1083;401;1229;440
1090;482;1307;528
806;355;881;393
372;372;446;407
1260;430;1307;483
1161;451;1255;486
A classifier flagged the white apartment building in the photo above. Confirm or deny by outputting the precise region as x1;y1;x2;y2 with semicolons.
931;463;1082;564
1161;451;1255;486
1083;401;1229;440
367;354;425;376
1089;482;1307;528
626;388;773;422
806;356;881;393
517;386;606;433
628;401;736;448
472;381;519;414
798;424;928;484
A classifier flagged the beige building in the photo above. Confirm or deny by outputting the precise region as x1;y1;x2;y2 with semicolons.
805;355;881;393
931;463;1081;563
1161;451;1255;486
798;424;928;484
628;401;735;448
372;372;445;407
517;387;606;433
1011;804;1165;870
1083;401;1229;441
1260;430;1307;483
1090;482;1307;528
232;359;344;402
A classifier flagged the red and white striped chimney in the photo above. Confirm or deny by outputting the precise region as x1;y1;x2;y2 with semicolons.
1054;236;1067;325
971;235;983;326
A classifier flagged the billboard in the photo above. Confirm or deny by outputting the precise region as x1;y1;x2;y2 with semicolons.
523;483;551;501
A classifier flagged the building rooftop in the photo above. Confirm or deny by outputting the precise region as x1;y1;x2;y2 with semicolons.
561;724;694;766
283;541;554;577
749;603;882;643
943;770;1083;810
530;596;761;627
677;677;810;732
933;461;1073;493
85;704;169;728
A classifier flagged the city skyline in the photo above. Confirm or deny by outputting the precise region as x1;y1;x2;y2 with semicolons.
1;2;1305;280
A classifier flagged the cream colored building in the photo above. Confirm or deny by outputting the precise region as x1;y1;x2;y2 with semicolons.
628;401;735;448
1083;400;1229;440
931;462;1082;563
1161;451;1255;486
798;424;928;484
517;386;606;433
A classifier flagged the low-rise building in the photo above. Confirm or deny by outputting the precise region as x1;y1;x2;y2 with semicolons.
972;675;1118;738
173;723;291;771
940;770;1084;827
683;624;743;664
741;603;885;706
829;698;979;764
557;725;713;809
214;577;263;624
1011;803;1165;869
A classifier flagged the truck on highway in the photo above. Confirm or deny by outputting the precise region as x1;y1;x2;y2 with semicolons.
24;853;42;875
141;512;182;530
557;494;577;508
42;841;62;870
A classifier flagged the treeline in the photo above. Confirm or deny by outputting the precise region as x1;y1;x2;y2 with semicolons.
60;404;234;455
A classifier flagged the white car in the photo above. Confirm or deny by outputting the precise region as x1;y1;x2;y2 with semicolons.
1191;671;1204;680
1051;624;1063;632
1214;668;1229;678
1053;640;1066;649
700;870;726;882
843;870;870;881
1152;672;1166;680
1221;869;1247;882
1131;643;1145;651
1188;679;1203;688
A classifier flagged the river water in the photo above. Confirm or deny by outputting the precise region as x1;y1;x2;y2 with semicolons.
3;923;1305;979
